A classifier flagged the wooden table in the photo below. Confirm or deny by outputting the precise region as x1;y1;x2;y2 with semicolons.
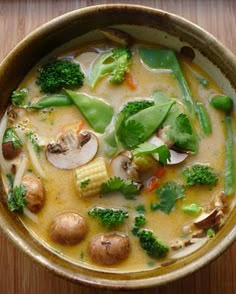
0;1;235;293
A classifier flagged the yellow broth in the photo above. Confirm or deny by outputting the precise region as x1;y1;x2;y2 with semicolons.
3;41;235;273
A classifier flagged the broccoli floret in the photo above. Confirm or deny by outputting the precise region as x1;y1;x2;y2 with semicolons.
183;164;218;187
88;47;132;88
132;215;146;235
121;100;154;118
137;229;169;258
88;207;128;229
36;59;84;93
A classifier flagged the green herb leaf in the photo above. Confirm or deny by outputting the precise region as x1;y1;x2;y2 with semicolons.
3;128;22;150
101;176;140;199
134;142;170;165
80;179;90;189
7;185;27;213
132;215;146;235
206;228;215;238
135;204;146;214
11;88;28;106
26;131;41;154
151;181;185;214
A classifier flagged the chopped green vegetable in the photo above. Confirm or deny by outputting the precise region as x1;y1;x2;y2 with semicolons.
3;128;22;149
134;142;170;165
7;185;27;213
64;90;113;134
182;203;201;215
36;59;84;93
26;131;41;154
195;102;212;136
224;114;235;196
88;47;132;88
80;179;90;189
132;215;146;235
11;88;28;106
135;204;146;214
27;94;73;109
101;176;140;199
137;229;169;258
210;95;233;112
167;113;198;153
206;228;216;238
151;181;185;214
121;100;155;117
6;173;14;188
183;164;218;187
88;207;128;229
139;48;195;116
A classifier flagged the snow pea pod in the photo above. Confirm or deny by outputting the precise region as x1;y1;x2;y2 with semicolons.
64;89;114;133
27;94;73;109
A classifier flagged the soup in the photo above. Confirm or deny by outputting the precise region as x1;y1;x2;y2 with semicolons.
0;28;235;273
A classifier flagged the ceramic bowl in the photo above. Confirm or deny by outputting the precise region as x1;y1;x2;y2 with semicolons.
0;4;235;289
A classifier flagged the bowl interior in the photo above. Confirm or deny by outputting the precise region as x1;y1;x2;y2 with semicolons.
0;4;235;289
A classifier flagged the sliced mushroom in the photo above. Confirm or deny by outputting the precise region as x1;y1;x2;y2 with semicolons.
46;130;98;169
110;151;140;182
148;135;188;165
193;209;219;229
2;142;22;160
99;28;133;46
170;237;208;259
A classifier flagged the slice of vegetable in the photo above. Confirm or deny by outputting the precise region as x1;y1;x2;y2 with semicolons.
125;102;174;142
210;95;233;112
75;157;109;198
99;28;133;46
224;114;235;196
139;48;195;116
182;203;202;215
195;102;212;136
27;94;73;109
64;90;113;133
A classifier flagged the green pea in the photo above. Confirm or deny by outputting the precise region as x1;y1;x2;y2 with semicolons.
210;95;233;111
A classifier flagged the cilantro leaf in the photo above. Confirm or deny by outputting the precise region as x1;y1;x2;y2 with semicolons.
3;128;22;149
167;113;198;153
26;131;41;154
7;184;27;213
134;142;170;165
11;88;28;106
101;176;140;199
80;179;90;189
151;181;185;214
117;120;144;150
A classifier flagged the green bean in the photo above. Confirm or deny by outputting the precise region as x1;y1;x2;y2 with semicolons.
27;94;73;109
210;95;233;111
224;114;235;196
195;102;212;136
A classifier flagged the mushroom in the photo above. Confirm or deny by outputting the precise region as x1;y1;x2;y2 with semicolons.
110;151;140;182
193;209;219;229
46;130;98;169
88;232;130;265
98;28;133;46
170;237;208;260
49;211;87;245
2;142;22;160
208;191;227;213
22;174;45;213
148;135;188;165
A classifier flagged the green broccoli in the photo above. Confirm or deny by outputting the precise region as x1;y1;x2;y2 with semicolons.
137;229;169;258
88;47;132;88
132;215;146;235
88;207;128;229
36;59;84;93
183;164;218;187
121;100;154;118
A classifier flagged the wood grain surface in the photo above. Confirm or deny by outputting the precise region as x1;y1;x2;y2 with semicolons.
0;1;235;293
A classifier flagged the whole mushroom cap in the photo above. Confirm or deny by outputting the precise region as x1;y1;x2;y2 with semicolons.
49;211;87;245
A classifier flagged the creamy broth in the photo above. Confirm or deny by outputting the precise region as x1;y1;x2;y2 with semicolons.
1;34;235;273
